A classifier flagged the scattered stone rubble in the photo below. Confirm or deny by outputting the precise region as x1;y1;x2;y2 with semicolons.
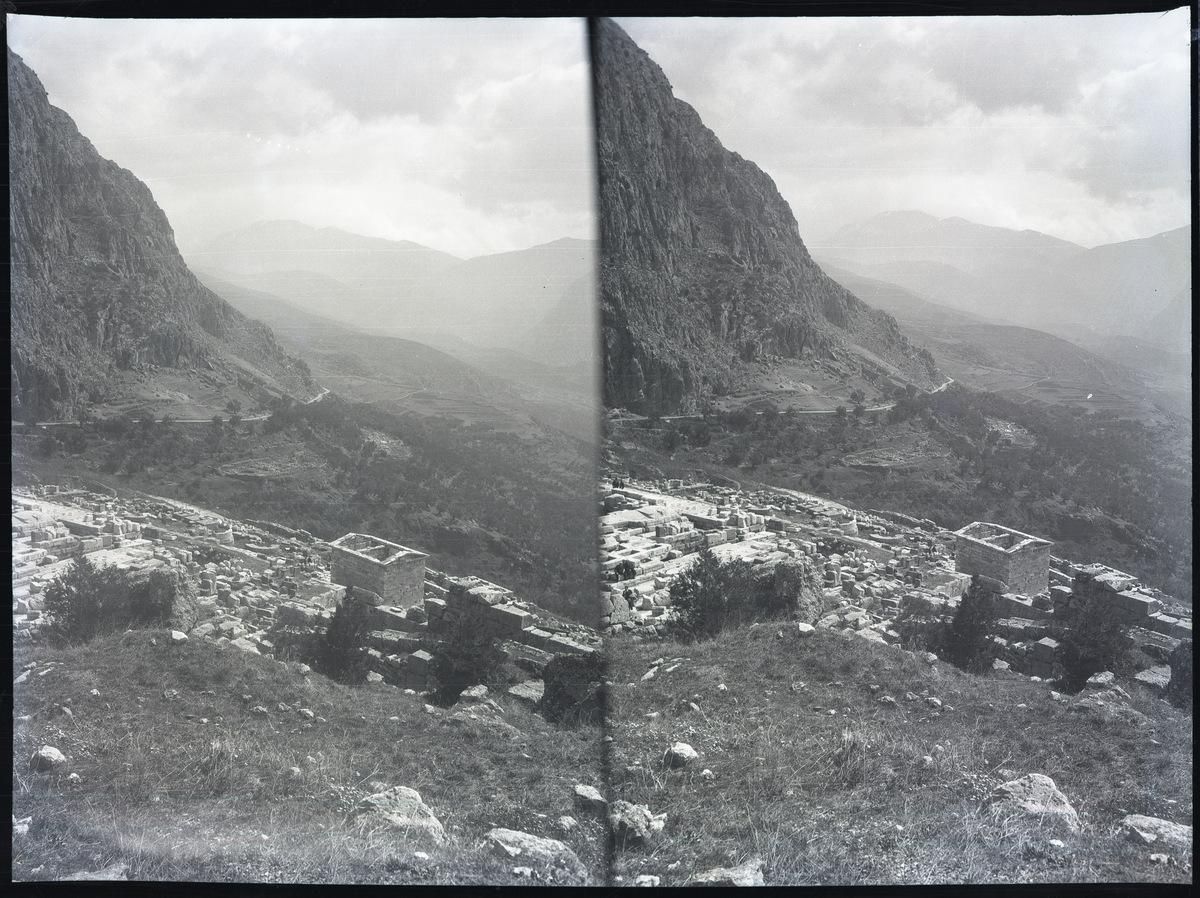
13;484;601;695
599;474;1191;688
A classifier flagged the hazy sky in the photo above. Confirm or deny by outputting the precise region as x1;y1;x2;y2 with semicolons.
618;12;1191;249
7;17;595;258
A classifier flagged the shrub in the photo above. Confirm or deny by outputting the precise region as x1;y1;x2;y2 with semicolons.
539;650;606;727
667;547;767;642
428;609;507;706
1055;589;1134;692
311;590;374;684
943;576;998;673
42;555;182;644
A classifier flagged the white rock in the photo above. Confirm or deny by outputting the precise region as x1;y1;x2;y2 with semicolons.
685;857;765;886
663;741;698;769
486;828;588;885
170;630;188;645
30;745;66;772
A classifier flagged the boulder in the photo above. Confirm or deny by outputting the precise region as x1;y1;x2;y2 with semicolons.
458;684;489;703
486;827;588;885
663;741;699;769
169;630;188;645
1084;670;1116;690
507;680;544;705
986;774;1081;833
30;745;66;772
771;559;824;623
685;857;765;887
608;800;664;850
574;783;608;814
352;785;445;841
1119;814;1192;849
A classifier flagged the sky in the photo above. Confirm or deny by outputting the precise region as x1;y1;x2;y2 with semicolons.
7;17;596;259
617;12;1192;249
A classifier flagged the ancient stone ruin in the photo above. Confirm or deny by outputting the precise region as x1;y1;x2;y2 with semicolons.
954;521;1053;597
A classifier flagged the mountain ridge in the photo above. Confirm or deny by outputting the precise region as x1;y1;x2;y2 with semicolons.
593;19;938;415
8;47;315;422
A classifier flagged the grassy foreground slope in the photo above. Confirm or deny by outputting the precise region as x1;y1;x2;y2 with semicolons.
605;624;1191;885
13;631;605;884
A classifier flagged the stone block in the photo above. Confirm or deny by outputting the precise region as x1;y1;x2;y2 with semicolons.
1032;637;1059;663
488;604;533;631
407;650;434;676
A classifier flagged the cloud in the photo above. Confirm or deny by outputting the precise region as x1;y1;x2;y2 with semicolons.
616;12;1190;248
7;16;594;258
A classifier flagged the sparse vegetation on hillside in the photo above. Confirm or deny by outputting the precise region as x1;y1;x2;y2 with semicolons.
607;381;1192;604
14;387;597;624
13;631;606;884
604;623;1192;885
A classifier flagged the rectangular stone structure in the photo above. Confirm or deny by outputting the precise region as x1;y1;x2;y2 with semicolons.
954;522;1053;597
328;533;427;609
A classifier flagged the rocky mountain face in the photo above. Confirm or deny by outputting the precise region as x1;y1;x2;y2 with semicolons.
8;47;314;421
592;19;938;414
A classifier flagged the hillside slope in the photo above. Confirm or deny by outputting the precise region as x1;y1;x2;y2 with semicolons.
592;19;938;415
8;47;314;422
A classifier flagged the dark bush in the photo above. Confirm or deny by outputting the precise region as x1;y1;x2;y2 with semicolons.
943;576;998;673
667;547;769;642
1055;590;1134;692
42;555;183;644
428;609;507;706
311;590;374;684
539;651;606;727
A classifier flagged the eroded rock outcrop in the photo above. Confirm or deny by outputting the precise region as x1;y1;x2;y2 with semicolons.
8;47;314;420
592;20;937;414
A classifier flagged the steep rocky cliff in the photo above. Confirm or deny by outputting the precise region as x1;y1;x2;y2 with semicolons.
8;47;314;421
593;20;937;414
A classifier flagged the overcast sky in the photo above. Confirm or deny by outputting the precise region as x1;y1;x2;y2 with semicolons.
7;17;595;259
618;12;1191;249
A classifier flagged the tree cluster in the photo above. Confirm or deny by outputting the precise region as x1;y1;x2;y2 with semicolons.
42;555;189;644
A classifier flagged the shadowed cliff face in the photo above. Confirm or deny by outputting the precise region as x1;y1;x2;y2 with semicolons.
592;20;937;414
8;47;313;421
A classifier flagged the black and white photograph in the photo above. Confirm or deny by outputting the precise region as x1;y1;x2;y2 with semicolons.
11;6;1194;887
11;14;606;885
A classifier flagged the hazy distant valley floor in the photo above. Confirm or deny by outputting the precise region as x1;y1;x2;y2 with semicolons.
606;381;1191;606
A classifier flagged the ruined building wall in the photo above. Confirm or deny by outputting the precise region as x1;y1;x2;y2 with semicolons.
329;534;426;607
955;527;1051;597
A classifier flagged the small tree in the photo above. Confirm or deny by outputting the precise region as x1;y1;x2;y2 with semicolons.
1056;590;1133;692
42;555;180;644
429;610;507;706
943;575;997;673
312;591;374;684
668;547;761;642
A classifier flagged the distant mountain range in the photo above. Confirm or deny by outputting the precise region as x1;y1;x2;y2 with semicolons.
8;47;315;422
187;223;597;370
592;19;939;415
813;211;1191;358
